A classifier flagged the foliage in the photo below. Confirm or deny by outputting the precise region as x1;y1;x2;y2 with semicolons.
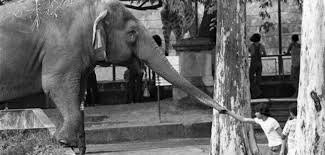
0;0;6;5
0;130;65;155
208;0;303;33
130;0;303;33
255;0;277;33
1;0;304;33
254;0;302;33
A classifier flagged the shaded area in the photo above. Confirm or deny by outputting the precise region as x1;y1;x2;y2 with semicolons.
42;98;297;145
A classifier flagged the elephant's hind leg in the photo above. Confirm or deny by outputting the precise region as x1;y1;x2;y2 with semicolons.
42;73;84;149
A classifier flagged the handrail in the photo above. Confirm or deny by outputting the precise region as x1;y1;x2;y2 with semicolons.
251;98;297;103
248;54;292;76
248;54;290;58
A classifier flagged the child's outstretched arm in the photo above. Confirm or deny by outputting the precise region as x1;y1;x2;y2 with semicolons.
280;120;290;155
221;110;256;124
280;135;288;155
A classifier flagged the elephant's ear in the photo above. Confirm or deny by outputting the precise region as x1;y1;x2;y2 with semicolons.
92;10;108;62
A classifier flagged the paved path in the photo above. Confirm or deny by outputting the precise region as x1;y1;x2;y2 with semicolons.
88;145;269;155
84;138;268;155
85;138;210;155
90;145;209;155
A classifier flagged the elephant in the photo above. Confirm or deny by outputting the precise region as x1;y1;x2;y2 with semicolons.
0;0;226;154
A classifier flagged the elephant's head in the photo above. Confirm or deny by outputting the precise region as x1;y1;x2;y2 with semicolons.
91;1;224;111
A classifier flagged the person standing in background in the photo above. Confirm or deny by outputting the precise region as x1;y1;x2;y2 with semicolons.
284;34;301;97
124;59;145;104
285;34;301;81
248;33;266;98
85;70;98;106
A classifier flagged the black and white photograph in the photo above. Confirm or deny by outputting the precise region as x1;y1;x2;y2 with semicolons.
0;0;324;154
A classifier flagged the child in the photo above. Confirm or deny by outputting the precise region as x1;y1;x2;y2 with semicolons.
223;103;282;155
280;104;297;155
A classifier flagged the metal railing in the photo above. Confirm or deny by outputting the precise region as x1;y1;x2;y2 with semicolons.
248;54;292;77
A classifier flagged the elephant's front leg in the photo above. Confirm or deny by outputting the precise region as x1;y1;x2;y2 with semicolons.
43;73;85;149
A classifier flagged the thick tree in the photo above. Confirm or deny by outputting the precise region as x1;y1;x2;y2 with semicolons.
210;0;259;154
295;0;325;154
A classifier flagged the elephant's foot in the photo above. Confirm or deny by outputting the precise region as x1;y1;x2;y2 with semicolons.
59;139;86;155
55;126;78;148
58;139;77;147
56;124;86;155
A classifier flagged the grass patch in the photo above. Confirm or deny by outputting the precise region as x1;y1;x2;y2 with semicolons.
0;129;66;155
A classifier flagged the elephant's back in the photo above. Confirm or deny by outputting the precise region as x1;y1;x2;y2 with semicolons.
0;0;35;24
0;0;90;75
0;0;91;102
0;0;86;28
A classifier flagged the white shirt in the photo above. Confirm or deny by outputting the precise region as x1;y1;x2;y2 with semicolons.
254;117;282;147
282;118;297;155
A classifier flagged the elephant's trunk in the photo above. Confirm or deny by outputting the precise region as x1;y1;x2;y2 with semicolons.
138;32;223;110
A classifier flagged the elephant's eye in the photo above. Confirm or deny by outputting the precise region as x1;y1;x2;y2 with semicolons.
127;29;138;43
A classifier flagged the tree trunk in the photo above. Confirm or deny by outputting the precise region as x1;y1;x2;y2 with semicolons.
210;0;259;154
295;0;325;154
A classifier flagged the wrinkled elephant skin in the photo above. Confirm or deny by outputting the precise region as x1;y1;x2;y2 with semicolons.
0;0;225;153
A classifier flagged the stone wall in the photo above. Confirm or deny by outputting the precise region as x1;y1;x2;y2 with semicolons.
130;5;205;55
247;0;302;55
131;9;165;47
